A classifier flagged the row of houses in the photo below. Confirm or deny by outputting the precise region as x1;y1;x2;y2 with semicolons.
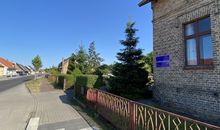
0;57;35;77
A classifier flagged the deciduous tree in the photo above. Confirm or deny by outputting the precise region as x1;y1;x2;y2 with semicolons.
32;55;42;72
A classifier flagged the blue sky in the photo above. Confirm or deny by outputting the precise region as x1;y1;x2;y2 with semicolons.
0;0;153;68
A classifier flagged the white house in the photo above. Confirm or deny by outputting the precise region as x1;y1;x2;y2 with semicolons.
0;58;17;77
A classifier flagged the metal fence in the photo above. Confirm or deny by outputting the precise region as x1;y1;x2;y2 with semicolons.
86;88;220;130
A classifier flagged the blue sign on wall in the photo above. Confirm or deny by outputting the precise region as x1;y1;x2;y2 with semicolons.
156;55;170;68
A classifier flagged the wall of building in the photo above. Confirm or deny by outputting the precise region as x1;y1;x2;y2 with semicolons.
61;59;69;74
3;67;8;76
152;0;220;125
0;66;4;77
6;70;16;77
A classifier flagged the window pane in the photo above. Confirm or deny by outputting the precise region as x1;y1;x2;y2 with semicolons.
199;17;211;32
185;23;195;36
200;34;213;65
186;39;197;65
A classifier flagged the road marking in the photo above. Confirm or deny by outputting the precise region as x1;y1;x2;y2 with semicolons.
26;117;40;130
56;128;65;130
79;127;94;130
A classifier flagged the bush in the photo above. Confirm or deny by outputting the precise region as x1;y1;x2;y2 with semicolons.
63;74;76;90
55;68;82;90
56;74;65;89
56;74;78;90
47;74;77;90
75;75;104;101
47;75;57;84
71;68;82;76
46;74;63;89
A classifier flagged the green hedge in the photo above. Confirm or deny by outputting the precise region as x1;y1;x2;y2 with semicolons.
63;74;77;90
47;74;77;90
47;74;105;101
57;75;65;89
75;75;104;101
47;75;57;84
57;74;77;90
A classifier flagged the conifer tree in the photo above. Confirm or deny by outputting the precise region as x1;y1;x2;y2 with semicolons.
88;42;103;73
67;53;77;74
110;22;149;99
67;45;89;74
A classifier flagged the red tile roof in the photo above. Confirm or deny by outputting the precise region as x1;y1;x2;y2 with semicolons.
0;58;15;69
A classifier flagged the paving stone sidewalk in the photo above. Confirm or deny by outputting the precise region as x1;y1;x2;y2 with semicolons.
39;78;55;92
34;79;92;130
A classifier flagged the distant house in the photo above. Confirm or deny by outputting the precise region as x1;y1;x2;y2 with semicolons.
28;66;35;72
59;58;70;74
16;63;35;75
25;66;35;74
0;58;17;77
24;66;31;74
0;64;4;77
27;66;35;75
15;63;25;75
139;0;220;124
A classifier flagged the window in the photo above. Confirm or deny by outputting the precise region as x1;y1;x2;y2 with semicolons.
184;17;213;67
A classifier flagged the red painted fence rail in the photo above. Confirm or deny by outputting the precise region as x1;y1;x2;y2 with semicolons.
86;88;220;130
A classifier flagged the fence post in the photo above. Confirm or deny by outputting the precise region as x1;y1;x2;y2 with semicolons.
95;89;98;112
56;76;58;84
63;79;66;91
129;101;135;130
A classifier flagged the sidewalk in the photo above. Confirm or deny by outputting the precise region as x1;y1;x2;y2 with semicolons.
33;79;92;130
0;83;35;130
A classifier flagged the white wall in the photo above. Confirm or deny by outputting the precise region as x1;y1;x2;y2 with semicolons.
3;67;8;76
6;70;17;77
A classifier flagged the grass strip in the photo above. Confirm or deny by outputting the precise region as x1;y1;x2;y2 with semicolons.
26;79;41;94
70;98;116;130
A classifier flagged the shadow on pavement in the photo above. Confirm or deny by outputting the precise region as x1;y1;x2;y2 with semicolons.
59;89;74;105
59;89;116;130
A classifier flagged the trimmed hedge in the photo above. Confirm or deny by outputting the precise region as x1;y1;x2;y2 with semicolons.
47;74;77;90
57;75;65;89
47;75;57;84
63;74;76;90
63;68;82;90
75;75;104;101
57;74;77;90
47;74;105;102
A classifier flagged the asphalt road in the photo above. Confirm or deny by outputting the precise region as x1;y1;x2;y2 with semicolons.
0;76;34;92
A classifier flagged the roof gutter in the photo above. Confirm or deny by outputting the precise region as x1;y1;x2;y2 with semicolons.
138;0;152;7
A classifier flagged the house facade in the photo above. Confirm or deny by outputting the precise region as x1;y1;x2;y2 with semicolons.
0;58;17;77
139;0;220;125
16;63;36;75
60;58;69;74
15;63;25;75
0;62;8;77
0;64;4;77
27;66;35;75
